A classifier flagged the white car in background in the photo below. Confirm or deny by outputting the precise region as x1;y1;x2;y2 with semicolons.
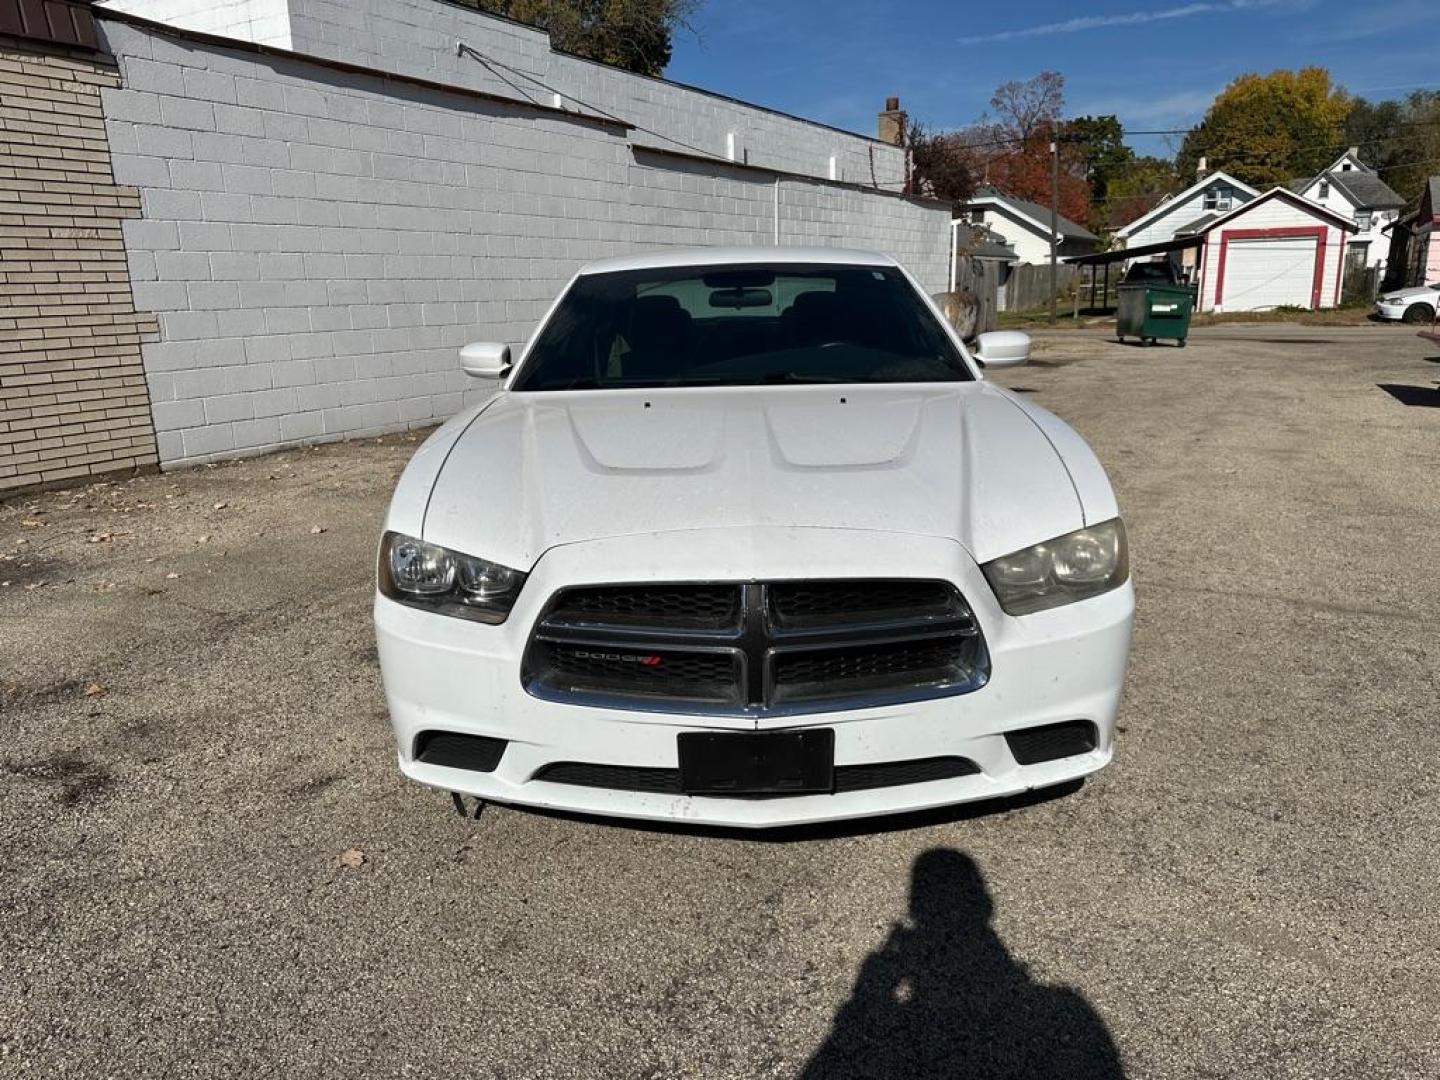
373;248;1134;828
1375;282;1439;324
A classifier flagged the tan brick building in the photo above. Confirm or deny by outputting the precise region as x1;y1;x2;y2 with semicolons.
1;0;158;493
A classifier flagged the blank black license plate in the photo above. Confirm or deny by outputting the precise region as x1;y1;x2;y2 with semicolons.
677;730;834;796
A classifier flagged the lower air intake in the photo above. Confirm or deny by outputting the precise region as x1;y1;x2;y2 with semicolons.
531;756;979;797
414;731;507;773
1004;720;1098;765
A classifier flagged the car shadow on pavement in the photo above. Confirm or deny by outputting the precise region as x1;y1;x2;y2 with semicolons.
1377;383;1440;408
800;849;1125;1080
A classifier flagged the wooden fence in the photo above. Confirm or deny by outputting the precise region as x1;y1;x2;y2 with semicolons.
1341;263;1380;305
1006;263;1079;313
950;256;999;334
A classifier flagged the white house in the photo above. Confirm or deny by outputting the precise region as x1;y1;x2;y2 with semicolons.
1189;188;1356;312
1114;168;1260;251
1286;150;1406;270
956;186;1098;265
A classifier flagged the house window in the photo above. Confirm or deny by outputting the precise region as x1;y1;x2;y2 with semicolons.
1319;180;1330;199
1355;210;1372;230
971;208;986;224
1341;162;1352;171
1202;185;1232;212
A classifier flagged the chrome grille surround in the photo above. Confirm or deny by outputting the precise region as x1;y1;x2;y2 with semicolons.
522;579;990;716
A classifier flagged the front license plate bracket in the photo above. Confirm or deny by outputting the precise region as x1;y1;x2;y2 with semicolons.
677;729;835;796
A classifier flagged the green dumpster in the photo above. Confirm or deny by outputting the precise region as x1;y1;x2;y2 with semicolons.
1116;283;1194;347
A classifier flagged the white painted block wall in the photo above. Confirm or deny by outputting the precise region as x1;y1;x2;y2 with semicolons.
101;0;907;190
100;0;293;47
96;17;949;467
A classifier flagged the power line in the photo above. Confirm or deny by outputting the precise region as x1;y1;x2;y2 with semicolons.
457;41;747;167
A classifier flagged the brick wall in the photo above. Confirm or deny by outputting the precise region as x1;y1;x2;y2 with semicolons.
0;34;160;493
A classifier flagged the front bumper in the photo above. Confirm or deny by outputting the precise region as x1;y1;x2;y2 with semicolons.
1374;302;1406;321
374;527;1134;828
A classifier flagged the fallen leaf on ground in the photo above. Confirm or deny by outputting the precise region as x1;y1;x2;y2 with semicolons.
212;502;227;510
21;520;44;528
309;525;326;535
337;848;366;869
165;572;180;580
84;683;107;697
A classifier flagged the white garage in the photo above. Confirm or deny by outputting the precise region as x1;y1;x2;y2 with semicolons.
1196;189;1355;313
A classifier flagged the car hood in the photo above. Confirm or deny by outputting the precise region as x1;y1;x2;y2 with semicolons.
1382;286;1436;301
422;384;1084;568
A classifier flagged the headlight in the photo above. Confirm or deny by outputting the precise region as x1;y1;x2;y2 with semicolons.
377;531;526;623
982;519;1128;615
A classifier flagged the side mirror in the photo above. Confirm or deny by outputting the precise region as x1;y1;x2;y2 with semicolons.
459;341;511;379
973;330;1030;370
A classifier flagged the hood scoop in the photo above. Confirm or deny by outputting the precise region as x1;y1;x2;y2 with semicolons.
567;399;727;473
763;396;922;468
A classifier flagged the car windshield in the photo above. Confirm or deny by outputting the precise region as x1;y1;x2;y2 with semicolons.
510;262;972;391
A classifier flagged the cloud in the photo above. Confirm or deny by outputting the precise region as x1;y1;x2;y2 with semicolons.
957;0;1289;46
1072;87;1221;125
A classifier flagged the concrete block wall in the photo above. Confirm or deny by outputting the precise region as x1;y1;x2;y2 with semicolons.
627;152;949;277
100;0;292;47
96;15;950;468
0;33;160;493
102;0;907;190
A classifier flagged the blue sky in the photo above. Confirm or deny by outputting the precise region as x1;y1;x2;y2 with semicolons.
666;0;1438;157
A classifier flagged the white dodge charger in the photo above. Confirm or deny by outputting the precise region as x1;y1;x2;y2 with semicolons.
374;248;1134;827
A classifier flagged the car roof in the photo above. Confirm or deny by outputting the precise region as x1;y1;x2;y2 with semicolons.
576;247;899;275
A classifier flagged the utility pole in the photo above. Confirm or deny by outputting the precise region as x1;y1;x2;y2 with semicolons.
1049;138;1059;326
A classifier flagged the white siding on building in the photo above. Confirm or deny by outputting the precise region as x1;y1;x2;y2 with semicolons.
1291;173;1400;269
1198;195;1347;313
95;16;949;468
982;207;1050;265
1123;175;1254;250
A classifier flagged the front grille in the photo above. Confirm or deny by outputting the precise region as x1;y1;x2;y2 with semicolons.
547;584;738;629
770;580;957;628
532;755;979;796
523;579;989;714
772;637;973;706
533;642;740;705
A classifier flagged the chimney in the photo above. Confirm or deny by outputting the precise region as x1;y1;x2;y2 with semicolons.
878;96;906;146
1196;155;1208;181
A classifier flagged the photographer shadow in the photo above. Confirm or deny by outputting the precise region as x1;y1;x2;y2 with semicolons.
801;849;1124;1079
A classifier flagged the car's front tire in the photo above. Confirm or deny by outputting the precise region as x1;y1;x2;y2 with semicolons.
1402;303;1436;324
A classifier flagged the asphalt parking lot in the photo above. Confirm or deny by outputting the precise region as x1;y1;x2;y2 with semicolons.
3;322;1439;1078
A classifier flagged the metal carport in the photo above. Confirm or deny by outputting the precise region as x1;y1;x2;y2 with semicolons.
1062;236;1204;316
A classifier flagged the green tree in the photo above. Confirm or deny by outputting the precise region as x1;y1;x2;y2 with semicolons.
1176;68;1351;188
1346;90;1440;204
1092;155;1177;238
1063;114;1134;233
456;0;697;76
1065;115;1130;202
